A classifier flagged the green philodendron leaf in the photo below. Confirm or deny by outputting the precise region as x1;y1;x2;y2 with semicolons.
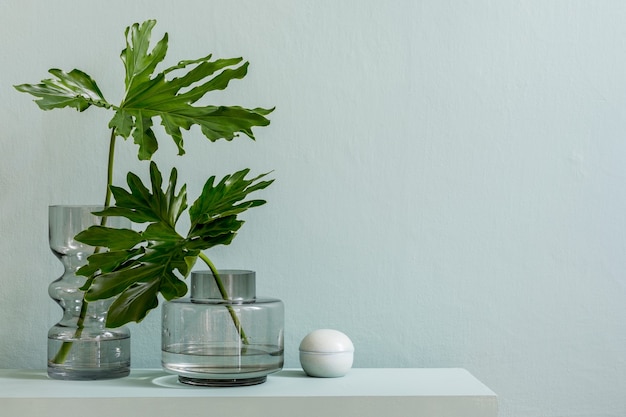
76;161;272;327
192;215;244;238
132;115;159;160
189;169;274;231
85;263;153;301
165;166;187;224
121;20;168;93
142;222;181;242
108;110;134;137
110;19;274;160
76;248;144;277
14;69;110;111
75;226;143;251
16;19;274;161
160;271;189;300
105;278;161;327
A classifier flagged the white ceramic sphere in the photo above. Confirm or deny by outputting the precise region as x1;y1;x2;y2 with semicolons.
299;329;354;378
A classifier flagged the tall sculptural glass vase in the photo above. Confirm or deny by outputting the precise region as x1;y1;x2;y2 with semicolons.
47;205;131;380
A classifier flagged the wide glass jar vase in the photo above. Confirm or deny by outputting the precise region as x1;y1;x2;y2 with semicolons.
47;205;131;380
162;270;284;386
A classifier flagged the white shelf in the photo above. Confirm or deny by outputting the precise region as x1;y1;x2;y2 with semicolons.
0;368;498;417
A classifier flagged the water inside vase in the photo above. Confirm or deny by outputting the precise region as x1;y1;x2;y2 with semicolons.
162;342;283;383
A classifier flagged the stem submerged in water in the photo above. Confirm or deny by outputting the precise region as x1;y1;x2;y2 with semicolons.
199;253;250;345
51;299;89;364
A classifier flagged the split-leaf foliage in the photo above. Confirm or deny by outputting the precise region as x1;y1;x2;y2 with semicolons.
14;19;273;160
14;20;274;327
76;162;273;327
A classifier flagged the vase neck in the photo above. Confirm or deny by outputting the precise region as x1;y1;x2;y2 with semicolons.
190;270;256;301
60;253;90;273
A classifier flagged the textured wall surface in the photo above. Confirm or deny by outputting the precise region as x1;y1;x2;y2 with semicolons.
1;1;625;416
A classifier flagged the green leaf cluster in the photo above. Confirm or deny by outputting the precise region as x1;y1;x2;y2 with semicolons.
14;20;273;160
75;162;273;328
14;20;275;331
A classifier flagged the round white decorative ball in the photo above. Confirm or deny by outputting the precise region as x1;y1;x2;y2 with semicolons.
299;329;354;378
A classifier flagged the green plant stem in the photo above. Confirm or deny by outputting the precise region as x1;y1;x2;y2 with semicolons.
51;129;117;365
103;129;116;208
51;300;89;364
199;252;250;345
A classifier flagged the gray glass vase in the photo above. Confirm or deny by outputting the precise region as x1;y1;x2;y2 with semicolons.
47;205;131;380
162;270;284;386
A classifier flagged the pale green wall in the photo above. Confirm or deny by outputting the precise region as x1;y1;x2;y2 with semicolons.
1;1;625;416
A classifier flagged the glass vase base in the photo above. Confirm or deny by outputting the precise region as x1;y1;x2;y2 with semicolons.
47;335;131;381
47;366;130;381
178;375;267;387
